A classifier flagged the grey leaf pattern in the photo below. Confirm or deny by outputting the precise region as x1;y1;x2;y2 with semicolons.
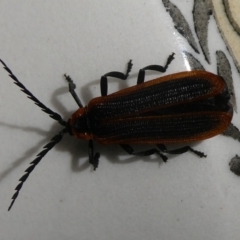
223;123;240;142
193;0;212;63
162;0;199;53
229;155;240;176
182;51;204;70
216;50;236;111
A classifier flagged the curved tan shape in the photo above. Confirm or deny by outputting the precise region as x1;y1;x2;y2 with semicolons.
210;0;240;71
223;0;240;34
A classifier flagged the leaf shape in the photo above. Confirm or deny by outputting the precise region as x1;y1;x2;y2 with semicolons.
162;0;199;53
223;0;240;35
193;0;212;63
216;50;236;111
223;123;240;141
182;51;204;70
229;155;240;176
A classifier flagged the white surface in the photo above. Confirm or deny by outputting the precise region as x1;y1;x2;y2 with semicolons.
0;1;240;240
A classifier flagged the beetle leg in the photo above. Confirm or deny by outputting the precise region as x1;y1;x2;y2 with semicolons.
100;60;133;96
88;140;100;170
156;144;206;158
64;74;84;108
120;144;168;162
137;53;175;84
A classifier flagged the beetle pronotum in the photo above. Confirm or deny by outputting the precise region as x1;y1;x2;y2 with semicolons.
0;53;233;210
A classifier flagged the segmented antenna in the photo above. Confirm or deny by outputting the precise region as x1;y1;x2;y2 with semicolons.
0;59;67;126
8;128;68;211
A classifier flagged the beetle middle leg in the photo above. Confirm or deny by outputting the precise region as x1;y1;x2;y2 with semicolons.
137;53;175;84
100;60;133;96
156;144;207;158
120;144;168;162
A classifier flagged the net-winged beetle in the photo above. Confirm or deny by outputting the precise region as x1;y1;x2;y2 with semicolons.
0;53;233;210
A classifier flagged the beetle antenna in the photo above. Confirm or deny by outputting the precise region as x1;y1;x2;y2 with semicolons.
8;128;68;211
0;59;67;126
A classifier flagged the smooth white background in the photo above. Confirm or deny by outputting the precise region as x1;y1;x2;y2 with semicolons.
0;1;240;239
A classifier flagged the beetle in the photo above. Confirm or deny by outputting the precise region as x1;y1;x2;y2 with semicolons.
0;53;233;210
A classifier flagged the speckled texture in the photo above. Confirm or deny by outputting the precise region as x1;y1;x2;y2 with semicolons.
229;155;240;176
182;51;205;70
223;123;240;141
216;50;236;111
193;0;211;63
162;0;199;53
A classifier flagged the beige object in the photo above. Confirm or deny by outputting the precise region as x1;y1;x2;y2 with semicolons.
210;0;240;71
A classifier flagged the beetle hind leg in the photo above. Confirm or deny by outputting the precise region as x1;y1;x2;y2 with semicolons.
120;143;206;164
157;144;207;158
100;60;133;96
64;74;83;108
120;144;168;162
137;53;175;84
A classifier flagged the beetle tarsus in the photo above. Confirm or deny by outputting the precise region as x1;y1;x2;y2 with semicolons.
166;52;175;65
125;60;133;79
88;140;100;170
92;153;100;170
189;148;207;158
64;74;83;108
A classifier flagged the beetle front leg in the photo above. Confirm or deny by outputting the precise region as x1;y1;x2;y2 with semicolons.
64;74;84;108
120;144;168;162
137;53;175;84
156;144;206;158
88;140;100;170
100;60;133;96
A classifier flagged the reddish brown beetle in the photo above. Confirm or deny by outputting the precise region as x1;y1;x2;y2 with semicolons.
0;53;232;210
